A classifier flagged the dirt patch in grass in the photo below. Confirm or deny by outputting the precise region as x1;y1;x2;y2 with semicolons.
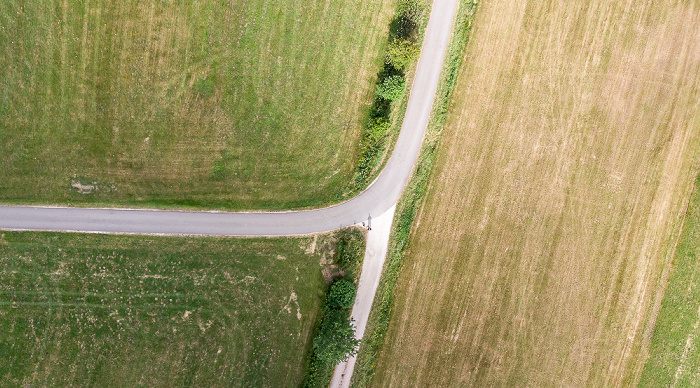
369;0;700;386
0;0;394;210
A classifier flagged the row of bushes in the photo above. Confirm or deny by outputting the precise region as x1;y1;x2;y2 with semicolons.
351;1;479;387
352;0;426;188
303;229;366;388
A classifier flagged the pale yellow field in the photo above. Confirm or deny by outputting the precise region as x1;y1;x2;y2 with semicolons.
372;0;700;386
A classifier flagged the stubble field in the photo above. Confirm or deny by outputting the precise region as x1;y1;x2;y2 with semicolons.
0;0;392;210
371;0;700;386
0;231;337;387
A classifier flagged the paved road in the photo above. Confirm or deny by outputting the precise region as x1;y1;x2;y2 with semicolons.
330;2;460;386
331;206;396;388
0;0;460;386
0;0;459;237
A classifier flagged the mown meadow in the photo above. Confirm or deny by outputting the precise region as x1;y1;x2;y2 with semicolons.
0;0;394;210
367;0;700;386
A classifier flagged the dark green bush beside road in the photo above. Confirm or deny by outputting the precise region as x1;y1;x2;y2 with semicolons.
328;279;357;309
316;279;359;368
351;0;427;189
303;229;366;388
352;1;479;386
377;76;406;101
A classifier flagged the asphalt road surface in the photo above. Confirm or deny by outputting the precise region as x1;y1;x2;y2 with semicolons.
330;0;460;385
0;0;458;237
0;0;460;386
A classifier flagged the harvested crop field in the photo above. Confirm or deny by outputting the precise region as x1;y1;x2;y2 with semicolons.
371;0;700;386
0;0;393;210
0;231;338;387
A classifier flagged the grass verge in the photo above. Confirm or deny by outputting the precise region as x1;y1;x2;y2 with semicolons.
0;231;346;387
350;1;479;385
640;173;700;387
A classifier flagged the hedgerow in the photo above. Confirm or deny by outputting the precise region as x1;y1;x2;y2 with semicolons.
351;1;479;386
350;0;427;190
302;228;366;388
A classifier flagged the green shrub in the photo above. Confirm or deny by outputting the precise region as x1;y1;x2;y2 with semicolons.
365;118;391;147
377;76;406;101
355;118;392;186
390;0;424;39
312;309;360;365
327;279;357;309
396;0;424;21
303;295;360;388
387;39;419;71
335;229;366;279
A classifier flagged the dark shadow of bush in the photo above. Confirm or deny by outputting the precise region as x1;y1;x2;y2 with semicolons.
389;15;418;40
369;97;391;120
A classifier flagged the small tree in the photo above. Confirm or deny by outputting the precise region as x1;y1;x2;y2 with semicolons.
387;39;419;70
377;76;406;101
313;310;360;365
327;279;357;309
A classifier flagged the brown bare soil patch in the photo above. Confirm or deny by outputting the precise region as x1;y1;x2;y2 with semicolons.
371;0;700;386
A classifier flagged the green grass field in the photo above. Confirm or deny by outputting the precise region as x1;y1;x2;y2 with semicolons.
0;231;341;387
641;174;700;387
0;0;393;210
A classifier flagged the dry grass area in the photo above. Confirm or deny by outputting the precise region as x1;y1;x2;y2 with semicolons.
371;0;700;386
0;0;393;209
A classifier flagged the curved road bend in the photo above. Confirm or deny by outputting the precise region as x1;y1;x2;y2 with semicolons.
0;0;459;237
0;0;460;387
330;1;459;386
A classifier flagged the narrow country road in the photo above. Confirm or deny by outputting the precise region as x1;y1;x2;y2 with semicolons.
0;0;460;386
330;1;459;386
0;0;459;237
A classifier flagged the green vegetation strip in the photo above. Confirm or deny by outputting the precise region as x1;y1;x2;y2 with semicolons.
0;231;334;387
351;1;479;386
350;0;428;191
640;173;700;387
303;229;366;388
